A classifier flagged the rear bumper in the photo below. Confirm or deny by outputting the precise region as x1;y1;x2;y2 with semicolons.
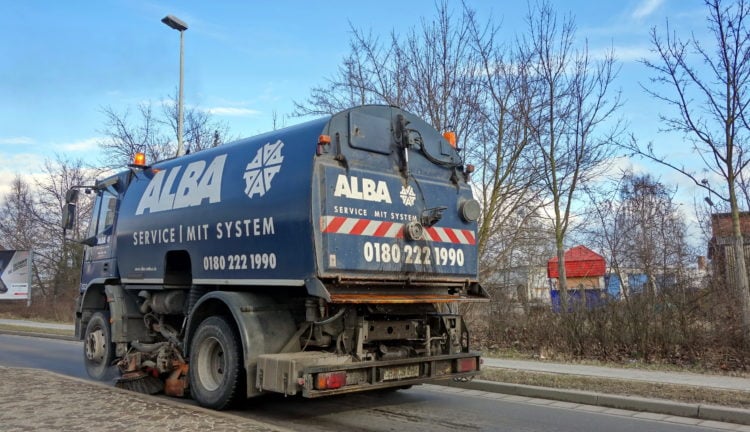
257;351;481;398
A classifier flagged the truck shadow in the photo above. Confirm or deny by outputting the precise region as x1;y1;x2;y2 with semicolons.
230;387;424;420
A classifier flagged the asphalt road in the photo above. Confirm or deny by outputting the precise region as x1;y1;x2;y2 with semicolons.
0;334;731;432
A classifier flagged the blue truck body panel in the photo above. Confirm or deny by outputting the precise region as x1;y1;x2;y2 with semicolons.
115;119;324;286
84;105;479;295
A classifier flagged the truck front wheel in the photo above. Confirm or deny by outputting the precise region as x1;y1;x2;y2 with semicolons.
189;316;243;410
83;311;115;381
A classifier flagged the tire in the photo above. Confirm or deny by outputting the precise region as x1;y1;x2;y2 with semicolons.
83;311;115;381
189;316;243;410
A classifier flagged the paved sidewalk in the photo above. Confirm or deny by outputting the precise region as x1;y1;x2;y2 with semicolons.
483;358;750;392
0;366;288;432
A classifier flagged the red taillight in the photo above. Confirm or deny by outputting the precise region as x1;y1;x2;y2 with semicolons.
315;371;347;390
456;357;477;373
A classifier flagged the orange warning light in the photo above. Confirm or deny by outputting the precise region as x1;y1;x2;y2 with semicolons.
443;131;457;148
132;152;147;167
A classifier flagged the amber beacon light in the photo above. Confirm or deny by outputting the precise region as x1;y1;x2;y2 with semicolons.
443;131;457;148
131;152;147;168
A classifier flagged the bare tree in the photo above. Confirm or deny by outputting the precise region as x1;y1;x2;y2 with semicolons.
586;173;691;295
99;95;230;168
630;0;750;337
99;103;170;168
296;2;547;279
293;27;410;116
162;93;231;154
466;7;545;265
0;156;93;319
33;156;95;304
0;176;51;305
523;1;621;305
0;156;94;310
296;2;480;144
0;176;40;252
619;175;690;291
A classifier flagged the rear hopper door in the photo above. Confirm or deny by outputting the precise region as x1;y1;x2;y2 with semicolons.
316;107;478;281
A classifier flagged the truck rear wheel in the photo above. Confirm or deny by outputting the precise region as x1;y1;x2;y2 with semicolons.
83;311;115;381
189;316;243;410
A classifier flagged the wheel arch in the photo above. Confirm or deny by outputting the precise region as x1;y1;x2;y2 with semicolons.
185;290;296;398
75;283;108;340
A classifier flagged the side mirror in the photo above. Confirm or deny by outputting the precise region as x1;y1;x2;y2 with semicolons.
62;202;76;231
65;189;79;204
79;235;98;247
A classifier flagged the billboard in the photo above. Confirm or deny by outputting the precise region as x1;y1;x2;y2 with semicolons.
0;250;31;300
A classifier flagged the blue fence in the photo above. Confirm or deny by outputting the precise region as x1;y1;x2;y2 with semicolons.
550;289;609;312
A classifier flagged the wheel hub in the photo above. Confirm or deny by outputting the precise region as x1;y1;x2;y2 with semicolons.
196;336;225;392
85;329;106;362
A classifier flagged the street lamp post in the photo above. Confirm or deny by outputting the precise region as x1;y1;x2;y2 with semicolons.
161;14;188;157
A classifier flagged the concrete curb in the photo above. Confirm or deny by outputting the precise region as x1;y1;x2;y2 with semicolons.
442;379;750;425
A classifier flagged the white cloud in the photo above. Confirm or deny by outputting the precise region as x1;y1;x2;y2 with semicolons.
589;45;655;63
59;137;100;152
0;137;35;145
0;153;48;196
632;0;664;20
613;45;656;63
203;107;262;117
0;152;105;199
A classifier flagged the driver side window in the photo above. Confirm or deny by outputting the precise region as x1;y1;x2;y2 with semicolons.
87;191;117;245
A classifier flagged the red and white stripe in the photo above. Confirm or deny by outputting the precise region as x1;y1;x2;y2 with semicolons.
321;216;475;245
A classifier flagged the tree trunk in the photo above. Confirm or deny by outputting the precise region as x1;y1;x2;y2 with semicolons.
730;207;750;341
556;238;568;312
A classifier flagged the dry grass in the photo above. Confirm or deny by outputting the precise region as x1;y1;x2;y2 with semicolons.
481;368;750;409
0;324;74;337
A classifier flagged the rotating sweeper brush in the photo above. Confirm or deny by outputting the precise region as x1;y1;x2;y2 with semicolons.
114;354;163;395
115;371;163;395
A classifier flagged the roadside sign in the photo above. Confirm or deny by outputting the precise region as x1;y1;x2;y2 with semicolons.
0;250;31;301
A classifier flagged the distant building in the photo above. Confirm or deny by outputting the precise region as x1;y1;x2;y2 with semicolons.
482;264;550;310
547;245;606;289
547;245;607;310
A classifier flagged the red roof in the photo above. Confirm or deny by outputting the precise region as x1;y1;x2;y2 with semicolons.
547;245;606;278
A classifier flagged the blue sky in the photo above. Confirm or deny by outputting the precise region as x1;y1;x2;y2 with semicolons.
0;0;707;199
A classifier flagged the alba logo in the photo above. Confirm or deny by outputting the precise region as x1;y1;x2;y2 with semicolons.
136;155;227;215
400;185;416;206
244;140;285;198
333;174;392;203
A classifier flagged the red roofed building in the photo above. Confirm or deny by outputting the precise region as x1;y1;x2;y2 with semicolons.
548;245;606;290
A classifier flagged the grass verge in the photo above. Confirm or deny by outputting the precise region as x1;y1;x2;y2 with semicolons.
480;368;750;409
0;312;73;325
0;324;74;337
